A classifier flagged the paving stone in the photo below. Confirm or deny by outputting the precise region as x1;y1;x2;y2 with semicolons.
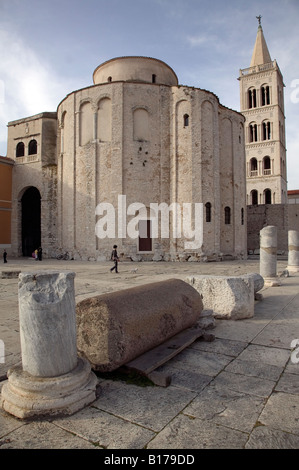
0;421;97;449
258;392;299;435
184;384;266;433
212;370;276;398
253;319;299;350
54;406;155;449
275;372;299;394
147;413;248;449
156;364;212;393
92;380;196;432
246;425;299;449
191;337;247;357
0;407;24;438
164;348;232;377
237;344;291;367
225;358;283;382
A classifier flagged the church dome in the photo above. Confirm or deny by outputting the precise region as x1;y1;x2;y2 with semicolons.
93;56;178;86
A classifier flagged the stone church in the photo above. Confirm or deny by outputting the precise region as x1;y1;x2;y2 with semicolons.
4;20;285;262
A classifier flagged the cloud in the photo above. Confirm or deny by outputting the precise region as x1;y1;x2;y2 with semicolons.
186;34;217;48
0;29;77;155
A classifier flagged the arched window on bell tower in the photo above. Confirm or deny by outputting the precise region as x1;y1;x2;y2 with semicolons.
248;88;257;109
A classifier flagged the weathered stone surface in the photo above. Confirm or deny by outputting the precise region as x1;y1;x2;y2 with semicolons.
76;279;203;371
18;271;78;377
186;274;256;320
288;230;299;272
260;225;281;286
0;358;98;419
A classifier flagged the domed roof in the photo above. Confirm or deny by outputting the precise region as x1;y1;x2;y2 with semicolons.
93;56;178;86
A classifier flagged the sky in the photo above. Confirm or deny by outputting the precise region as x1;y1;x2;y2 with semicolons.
0;0;298;188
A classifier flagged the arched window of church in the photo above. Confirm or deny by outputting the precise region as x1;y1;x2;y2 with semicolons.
224;206;231;225
248;88;257;109
261;85;270;106
264;188;272;204
133;108;149;141
262;121;271;141
249;123;258;143
79;101;93;146
184;114;189;127
28;139;37;155
97;97;112;142
250;157;258;176
251;190;258;205
205;202;211;222
263;156;271;175
16;142;25;157
241;208;244;225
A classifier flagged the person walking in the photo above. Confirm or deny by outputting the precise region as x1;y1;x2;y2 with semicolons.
3;249;7;263
110;244;119;273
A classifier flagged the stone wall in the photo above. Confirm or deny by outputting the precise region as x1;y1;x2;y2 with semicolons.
247;203;288;253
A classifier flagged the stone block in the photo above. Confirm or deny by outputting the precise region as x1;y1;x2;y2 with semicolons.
185;274;262;320
76;279;203;372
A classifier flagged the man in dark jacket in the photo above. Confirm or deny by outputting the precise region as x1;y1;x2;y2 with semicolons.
110;245;119;273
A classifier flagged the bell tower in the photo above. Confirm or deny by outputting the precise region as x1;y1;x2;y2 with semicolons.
239;16;287;205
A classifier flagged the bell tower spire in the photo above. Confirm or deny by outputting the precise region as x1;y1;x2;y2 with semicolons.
250;15;272;67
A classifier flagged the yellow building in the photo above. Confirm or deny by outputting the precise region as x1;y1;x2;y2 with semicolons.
0;156;14;252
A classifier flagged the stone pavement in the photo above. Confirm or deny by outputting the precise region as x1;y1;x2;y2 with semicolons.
0;258;298;449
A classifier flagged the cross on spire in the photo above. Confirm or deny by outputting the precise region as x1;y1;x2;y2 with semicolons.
256;15;262;26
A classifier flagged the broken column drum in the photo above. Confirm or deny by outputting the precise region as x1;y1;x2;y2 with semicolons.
260;225;280;286
0;271;98;419
288;230;299;272
76;278;203;372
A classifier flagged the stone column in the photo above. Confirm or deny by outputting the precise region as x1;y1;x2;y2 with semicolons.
0;271;98;419
287;230;299;272
260;226;281;286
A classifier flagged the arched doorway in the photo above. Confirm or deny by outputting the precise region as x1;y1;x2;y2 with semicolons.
21;187;41;256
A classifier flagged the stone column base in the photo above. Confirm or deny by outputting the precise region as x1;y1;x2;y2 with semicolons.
263;277;282;287
287;266;299;273
0;357;98;419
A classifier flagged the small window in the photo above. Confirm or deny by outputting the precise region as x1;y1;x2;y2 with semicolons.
184;114;189;127
16;142;25;157
152;74;156;83
264;189;272;205
248;88;257;109
28;139;37;155
241;208;244;225
224;206;231;225
107;76;112;82
251;190;258;205
205;202;211;223
250;157;258;176
261;85;270;106
249;124;258;143
262;121;271;140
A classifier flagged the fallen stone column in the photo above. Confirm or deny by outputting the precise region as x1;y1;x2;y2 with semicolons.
76;279;203;372
287;230;299;273
0;271;98;419
260;225;281;286
185;274;262;320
